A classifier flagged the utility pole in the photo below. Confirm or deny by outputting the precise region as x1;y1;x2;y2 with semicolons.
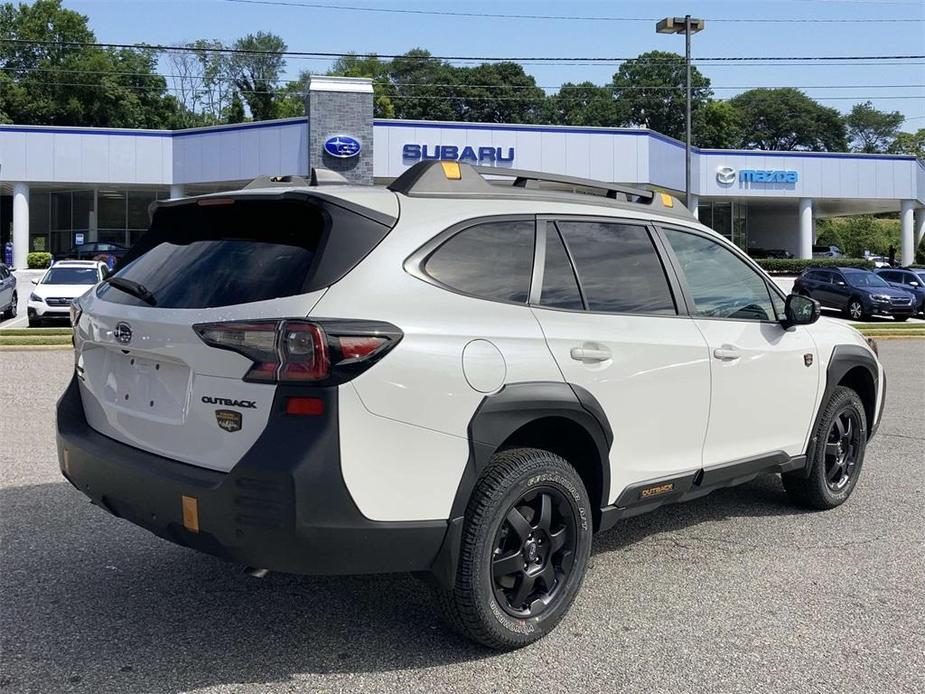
656;15;705;209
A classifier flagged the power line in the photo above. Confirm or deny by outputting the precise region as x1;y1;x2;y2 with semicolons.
218;0;925;23
5;65;924;92
2;39;923;63
8;78;925;101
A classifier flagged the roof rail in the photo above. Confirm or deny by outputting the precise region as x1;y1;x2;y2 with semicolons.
473;165;654;203
242;169;350;189
388;161;688;216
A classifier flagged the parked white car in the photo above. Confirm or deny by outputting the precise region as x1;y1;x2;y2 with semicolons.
28;260;107;327
57;163;885;649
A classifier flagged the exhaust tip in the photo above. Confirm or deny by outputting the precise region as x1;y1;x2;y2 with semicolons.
243;566;270;578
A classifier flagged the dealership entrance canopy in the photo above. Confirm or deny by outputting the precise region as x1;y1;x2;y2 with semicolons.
2;76;923;270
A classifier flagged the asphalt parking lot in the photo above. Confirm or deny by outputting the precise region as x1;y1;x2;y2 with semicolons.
1;343;923;693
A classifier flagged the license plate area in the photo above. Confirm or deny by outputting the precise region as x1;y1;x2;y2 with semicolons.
101;352;191;422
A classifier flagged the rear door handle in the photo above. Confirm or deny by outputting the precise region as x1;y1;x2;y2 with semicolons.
713;345;741;361
570;345;612;363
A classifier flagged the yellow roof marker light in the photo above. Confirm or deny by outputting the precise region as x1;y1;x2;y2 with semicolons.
660;193;674;208
441;161;462;180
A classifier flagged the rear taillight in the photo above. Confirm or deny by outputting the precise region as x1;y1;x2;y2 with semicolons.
193;319;401;385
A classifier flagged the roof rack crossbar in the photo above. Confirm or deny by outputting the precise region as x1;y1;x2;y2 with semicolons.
473;166;654;203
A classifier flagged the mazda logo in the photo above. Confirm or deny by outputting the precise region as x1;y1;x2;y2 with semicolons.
113;322;133;345
716;166;736;185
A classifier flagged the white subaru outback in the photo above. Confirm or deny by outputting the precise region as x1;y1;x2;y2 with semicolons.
57;161;885;650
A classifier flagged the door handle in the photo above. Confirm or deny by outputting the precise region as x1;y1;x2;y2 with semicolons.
713;345;741;361
570;345;612;363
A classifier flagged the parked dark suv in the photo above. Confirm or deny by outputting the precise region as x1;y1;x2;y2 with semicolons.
875;268;925;316
794;267;917;321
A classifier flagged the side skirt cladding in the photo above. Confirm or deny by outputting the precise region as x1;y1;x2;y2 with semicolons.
429;381;613;589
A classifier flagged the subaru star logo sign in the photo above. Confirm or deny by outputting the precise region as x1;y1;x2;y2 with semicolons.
716;166;736;185
323;135;361;159
113;321;133;345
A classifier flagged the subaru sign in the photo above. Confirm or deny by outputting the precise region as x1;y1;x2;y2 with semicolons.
323;135;361;159
403;144;515;164
716;165;798;185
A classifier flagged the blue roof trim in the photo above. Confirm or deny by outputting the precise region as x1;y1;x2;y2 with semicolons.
0;119;306;139
698;149;918;163
172;119;305;138
0;125;171;138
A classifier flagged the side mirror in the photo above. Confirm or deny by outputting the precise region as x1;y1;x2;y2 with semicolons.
910;281;920;287
783;294;820;327
31;278;39;285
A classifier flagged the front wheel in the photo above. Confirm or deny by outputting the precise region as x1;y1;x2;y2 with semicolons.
894;316;909;322
783;386;867;510
432;448;592;650
845;298;867;321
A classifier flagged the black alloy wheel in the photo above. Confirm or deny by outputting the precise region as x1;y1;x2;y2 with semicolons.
822;409;862;492
432;447;592;650
491;487;576;618
783;385;867;510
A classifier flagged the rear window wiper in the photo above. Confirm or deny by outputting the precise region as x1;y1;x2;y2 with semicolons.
104;276;158;306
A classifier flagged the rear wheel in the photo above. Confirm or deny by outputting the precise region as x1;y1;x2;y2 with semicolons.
783;386;867;510
433;448;592;650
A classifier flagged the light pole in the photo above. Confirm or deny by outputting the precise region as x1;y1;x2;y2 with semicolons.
656;15;704;210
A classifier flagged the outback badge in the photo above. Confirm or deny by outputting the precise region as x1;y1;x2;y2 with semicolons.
215;409;242;433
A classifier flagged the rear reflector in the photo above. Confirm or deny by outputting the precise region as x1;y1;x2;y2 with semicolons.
285;397;325;416
197;198;236;206
181;495;200;533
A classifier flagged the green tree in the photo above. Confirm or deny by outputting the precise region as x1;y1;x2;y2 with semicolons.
225;91;246;123
846;101;904;153
228;31;286;121
453;62;545;124
816;216;900;257
327;54;395;118
728;88;847;151
611;51;712;140
693;100;743;149
0;0;183;127
544;81;619;127
387;49;460;122
888;128;925;159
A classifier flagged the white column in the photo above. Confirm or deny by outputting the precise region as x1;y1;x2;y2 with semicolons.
688;194;699;218
798;198;813;260
12;183;29;270
169;184;185;199
914;208;925;252
900;200;915;266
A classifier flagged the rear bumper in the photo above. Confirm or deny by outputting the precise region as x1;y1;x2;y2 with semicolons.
56;375;449;576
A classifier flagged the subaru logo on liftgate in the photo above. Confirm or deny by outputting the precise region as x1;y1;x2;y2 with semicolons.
113;322;132;345
323;135;361;158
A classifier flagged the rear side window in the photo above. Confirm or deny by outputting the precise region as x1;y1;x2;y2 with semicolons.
556;221;676;315
423;220;535;303
97;198;390;309
539;226;584;310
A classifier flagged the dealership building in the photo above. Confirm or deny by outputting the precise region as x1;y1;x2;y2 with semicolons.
2;76;924;270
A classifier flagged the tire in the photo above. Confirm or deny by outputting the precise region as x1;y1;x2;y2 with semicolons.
894;316;909;322
8;293;16;319
27;316;42;328
432;447;593;650
845;298;867;321
783;386;867;510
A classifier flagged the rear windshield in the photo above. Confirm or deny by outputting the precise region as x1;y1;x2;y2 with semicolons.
44;267;99;285
96;197;390;309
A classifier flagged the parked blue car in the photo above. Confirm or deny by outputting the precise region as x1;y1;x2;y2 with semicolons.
793;267;917;321
875;267;925;316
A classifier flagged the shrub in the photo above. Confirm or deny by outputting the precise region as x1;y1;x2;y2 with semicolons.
26;252;52;269
756;257;875;275
815;216;900;257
